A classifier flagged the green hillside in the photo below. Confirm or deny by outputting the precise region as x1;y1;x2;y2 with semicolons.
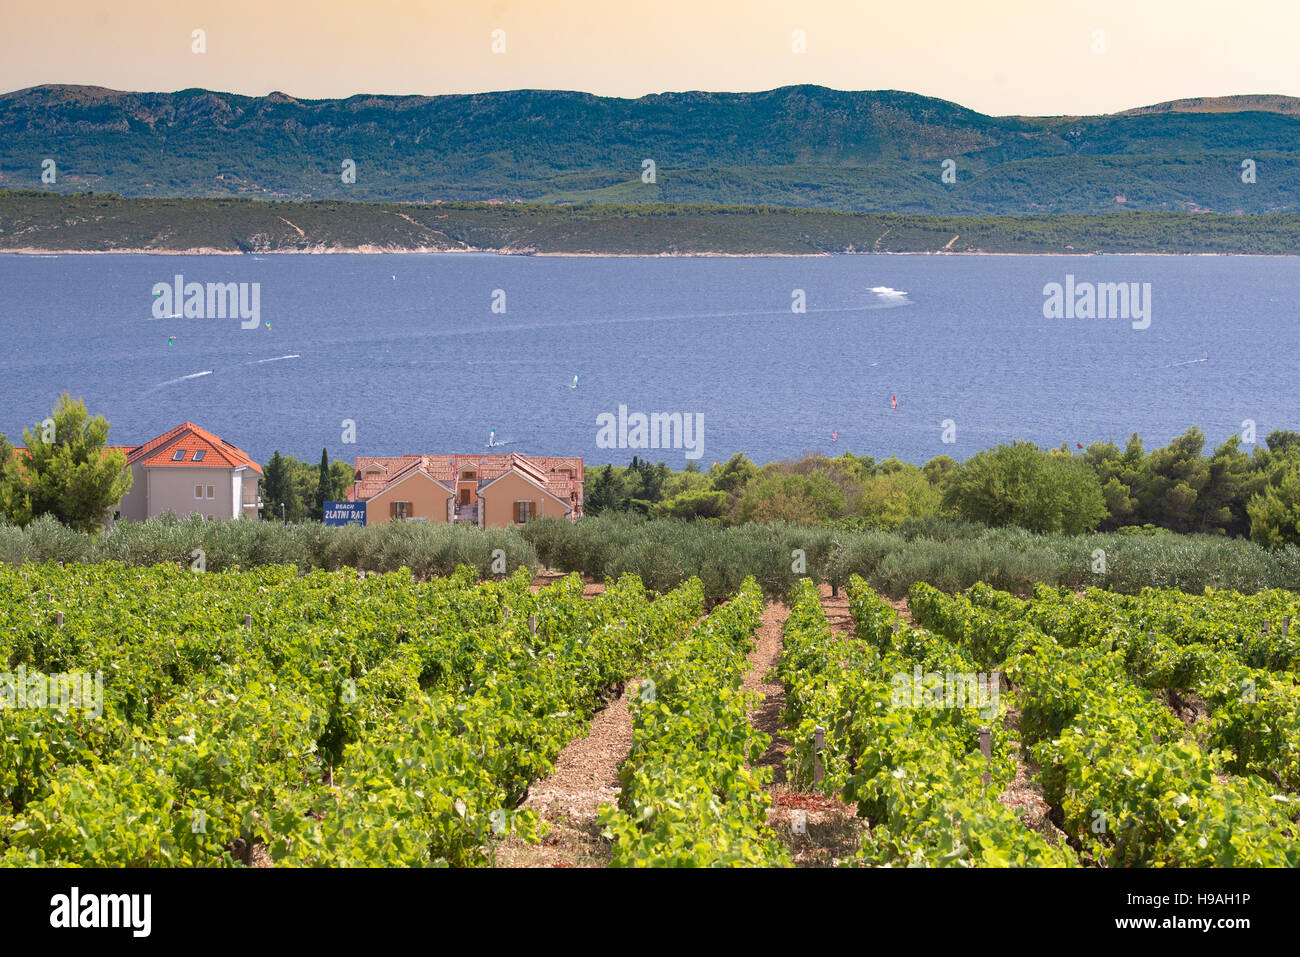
2;85;1299;214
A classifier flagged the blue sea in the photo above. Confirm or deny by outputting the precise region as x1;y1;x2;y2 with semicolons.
0;252;1296;467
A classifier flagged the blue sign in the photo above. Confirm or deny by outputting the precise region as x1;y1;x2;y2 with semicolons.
323;501;367;526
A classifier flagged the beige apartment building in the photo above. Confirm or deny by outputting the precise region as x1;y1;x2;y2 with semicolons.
113;422;263;521
351;452;583;527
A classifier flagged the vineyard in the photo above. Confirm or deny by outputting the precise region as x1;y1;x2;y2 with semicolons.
1;561;1297;867
844;579;1300;865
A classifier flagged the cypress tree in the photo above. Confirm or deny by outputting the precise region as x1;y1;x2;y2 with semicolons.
315;448;330;521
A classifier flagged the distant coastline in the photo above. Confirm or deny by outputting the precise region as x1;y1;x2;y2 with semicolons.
3;191;1299;257
1;247;1292;258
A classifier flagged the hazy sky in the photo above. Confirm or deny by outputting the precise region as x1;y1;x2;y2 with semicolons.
2;0;1294;116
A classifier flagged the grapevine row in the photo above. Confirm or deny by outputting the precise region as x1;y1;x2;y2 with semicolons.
909;582;1300;866
600;577;789;866
777;576;1073;866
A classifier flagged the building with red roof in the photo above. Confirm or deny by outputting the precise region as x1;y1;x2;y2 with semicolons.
351;451;583;527
114;422;263;522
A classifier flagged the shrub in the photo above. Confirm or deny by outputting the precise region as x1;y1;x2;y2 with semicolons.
19;514;91;564
944;442;1107;534
2;511;1297;603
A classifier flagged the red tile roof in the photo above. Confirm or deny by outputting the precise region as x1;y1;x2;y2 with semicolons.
351;452;582;505
129;422;263;474
125;422;191;466
12;423;261;475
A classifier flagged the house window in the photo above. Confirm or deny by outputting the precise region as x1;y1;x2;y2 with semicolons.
172;450;186;461
391;501;411;520
207;485;215;499
514;501;534;524
195;484;203;499
461;470;476;480
193;450;206;462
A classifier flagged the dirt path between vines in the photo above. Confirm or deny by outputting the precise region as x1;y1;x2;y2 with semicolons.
997;703;1069;847
493;679;636;867
492;575;624;866
818;583;913;634
498;593;874;867
745;601;790;783
819;584;855;637
749;599;864;866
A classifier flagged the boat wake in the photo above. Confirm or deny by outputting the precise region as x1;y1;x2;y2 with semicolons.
150;370;213;390
254;354;301;364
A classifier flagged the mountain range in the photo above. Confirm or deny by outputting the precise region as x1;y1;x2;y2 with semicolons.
2;84;1300;214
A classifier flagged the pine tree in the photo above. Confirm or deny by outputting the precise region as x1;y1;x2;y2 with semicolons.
0;393;132;532
1248;461;1300;547
261;451;299;523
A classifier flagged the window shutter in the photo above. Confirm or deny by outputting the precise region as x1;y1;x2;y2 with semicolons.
390;501;398;519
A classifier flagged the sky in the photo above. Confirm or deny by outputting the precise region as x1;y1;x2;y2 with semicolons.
1;0;1294;116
